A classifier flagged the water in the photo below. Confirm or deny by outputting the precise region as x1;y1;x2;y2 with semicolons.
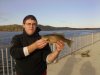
0;30;100;75
0;30;100;47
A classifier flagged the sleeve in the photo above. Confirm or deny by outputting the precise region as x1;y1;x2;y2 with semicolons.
10;35;26;60
42;44;52;62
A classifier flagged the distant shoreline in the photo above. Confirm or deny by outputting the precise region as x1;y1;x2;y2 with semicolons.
0;24;100;32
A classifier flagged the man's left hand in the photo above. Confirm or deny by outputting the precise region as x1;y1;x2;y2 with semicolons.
55;40;64;52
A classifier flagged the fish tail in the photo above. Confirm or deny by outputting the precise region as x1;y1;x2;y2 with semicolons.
65;39;73;47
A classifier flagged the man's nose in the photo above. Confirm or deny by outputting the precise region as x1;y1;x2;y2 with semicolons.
30;24;34;28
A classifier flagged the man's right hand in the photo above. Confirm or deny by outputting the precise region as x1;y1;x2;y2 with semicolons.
34;38;48;49
27;38;48;54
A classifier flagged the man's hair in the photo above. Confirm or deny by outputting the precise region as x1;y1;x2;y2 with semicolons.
23;15;37;24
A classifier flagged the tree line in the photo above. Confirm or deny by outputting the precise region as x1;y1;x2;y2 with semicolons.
0;24;23;31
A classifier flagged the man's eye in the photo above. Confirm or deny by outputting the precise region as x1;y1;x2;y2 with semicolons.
27;23;31;25
26;23;37;26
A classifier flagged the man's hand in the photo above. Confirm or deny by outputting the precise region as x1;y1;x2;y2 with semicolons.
34;38;48;49
55;40;64;52
27;38;48;54
46;40;64;63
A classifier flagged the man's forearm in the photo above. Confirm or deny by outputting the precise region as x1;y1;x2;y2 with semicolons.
46;50;60;63
27;43;37;54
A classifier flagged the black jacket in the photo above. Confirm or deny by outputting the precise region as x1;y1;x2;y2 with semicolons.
10;27;51;75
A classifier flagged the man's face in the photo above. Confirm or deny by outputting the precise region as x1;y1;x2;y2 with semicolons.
23;19;37;35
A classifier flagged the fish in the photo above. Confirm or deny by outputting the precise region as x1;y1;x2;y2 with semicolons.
41;34;73;47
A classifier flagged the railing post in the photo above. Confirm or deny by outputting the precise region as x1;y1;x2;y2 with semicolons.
92;32;94;44
70;36;72;54
52;43;58;63
10;55;13;75
6;48;9;75
1;48;5;75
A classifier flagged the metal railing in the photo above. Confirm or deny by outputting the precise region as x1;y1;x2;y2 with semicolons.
0;48;16;75
0;32;100;75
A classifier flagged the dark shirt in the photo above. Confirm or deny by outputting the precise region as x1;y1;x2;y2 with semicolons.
10;27;51;75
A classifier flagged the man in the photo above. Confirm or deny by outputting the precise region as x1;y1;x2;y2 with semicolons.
10;15;64;75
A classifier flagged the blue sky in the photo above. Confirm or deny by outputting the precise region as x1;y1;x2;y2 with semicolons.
0;0;100;28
